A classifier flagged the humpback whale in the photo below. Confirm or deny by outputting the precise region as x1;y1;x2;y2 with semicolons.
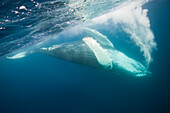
38;37;150;77
6;28;150;77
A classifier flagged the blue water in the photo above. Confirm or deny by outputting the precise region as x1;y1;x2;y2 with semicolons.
0;0;170;113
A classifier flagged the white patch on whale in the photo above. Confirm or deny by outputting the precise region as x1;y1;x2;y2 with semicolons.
82;37;113;69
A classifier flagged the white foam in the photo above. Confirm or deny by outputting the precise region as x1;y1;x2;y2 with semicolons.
19;6;27;10
91;0;156;64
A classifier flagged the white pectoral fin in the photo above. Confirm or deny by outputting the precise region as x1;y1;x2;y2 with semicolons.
83;27;114;48
6;52;28;59
6;50;34;59
82;37;112;69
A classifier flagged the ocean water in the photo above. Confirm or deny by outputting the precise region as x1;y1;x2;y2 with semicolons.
0;0;170;113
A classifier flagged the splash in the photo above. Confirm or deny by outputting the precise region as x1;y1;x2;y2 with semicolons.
90;0;156;64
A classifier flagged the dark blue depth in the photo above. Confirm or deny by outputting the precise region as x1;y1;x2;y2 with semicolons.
0;0;170;113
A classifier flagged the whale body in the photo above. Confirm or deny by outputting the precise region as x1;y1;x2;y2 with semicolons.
6;28;150;77
37;37;150;77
